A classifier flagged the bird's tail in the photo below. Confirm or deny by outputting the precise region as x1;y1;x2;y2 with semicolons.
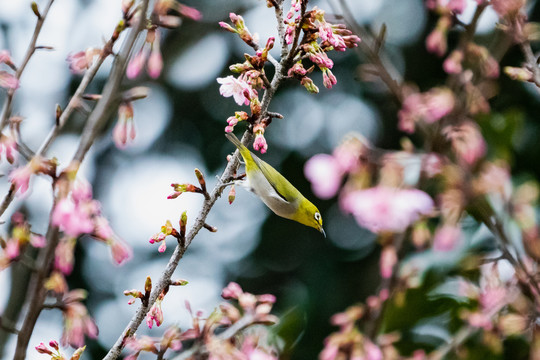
225;133;248;153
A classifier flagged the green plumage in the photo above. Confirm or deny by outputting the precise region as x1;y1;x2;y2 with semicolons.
226;133;325;235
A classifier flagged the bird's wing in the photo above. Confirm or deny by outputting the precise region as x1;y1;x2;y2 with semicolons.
250;153;299;203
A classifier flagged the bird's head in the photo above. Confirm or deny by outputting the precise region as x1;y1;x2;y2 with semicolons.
293;198;325;237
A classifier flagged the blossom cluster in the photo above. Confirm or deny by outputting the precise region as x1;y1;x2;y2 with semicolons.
36;340;85;360
285;6;361;90
217;4;360;153
124;282;279;360
126;0;201;80
52;179;131;274
306;0;540;357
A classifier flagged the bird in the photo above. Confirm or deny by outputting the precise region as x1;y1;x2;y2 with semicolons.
225;133;325;236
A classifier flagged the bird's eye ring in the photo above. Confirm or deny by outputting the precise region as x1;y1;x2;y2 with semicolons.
314;212;321;222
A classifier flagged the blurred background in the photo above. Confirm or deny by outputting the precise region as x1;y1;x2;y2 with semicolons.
1;0;540;359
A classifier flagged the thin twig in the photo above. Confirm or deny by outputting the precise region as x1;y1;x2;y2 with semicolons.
0;0;55;129
171;314;256;360
334;0;403;102
429;326;476;360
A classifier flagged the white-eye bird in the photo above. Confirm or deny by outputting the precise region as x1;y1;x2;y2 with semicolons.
226;133;325;236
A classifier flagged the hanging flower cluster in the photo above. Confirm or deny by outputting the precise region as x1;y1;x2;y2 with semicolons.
51;178;131;274
287;6;361;90
0;50;19;89
126;0;201;79
0;212;45;269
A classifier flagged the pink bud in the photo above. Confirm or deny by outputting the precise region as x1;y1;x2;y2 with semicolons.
433;225;462;251
35;343;52;355
0;71;19;89
126;49;148;79
147;48;163;79
380;246;397;279
158;242;167;253
177;4;202;21
253;133;268;154
222;282;243;299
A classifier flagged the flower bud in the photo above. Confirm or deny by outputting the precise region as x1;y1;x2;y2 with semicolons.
228;185;236;204
31;2;41;18
145;276;152;293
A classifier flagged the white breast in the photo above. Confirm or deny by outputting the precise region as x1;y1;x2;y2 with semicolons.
237;169;296;219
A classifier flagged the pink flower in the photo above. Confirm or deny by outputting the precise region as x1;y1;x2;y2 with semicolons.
491;0;525;17
177;3;202;20
380;246;397;279
113;102;136;149
125;336;158;359
322;68;337;89
161;326;183;351
147;48;163;79
253;132;268;154
433;224;462;251
443;121;486;166
426;29;447;57
342;186;434;233
0;71;19;89
66;48;100;74
319;22;346;51
72;179;93;203
308;51;334;69
217;75;254;106
222;282;243;299
146;299;163;329
443;50;464;74
0;134;16;164
5;239;20;260
158;241;167;253
52;198;94;238
30;234;46;248
364;339;383;360
147;30;163;79
109;238;132;265
93;216;114;240
241;337;277;359
61;301;98;348
9;165;33;194
35;343;53;355
0;50;13;65
447;0;467;13
423;88;455;122
55;238;76;275
398;88;455;133
127;48;149;79
304;154;343;199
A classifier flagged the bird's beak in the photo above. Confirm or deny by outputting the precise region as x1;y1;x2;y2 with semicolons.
320;226;326;238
